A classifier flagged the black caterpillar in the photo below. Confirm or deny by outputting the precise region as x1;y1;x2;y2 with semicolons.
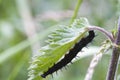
41;30;95;78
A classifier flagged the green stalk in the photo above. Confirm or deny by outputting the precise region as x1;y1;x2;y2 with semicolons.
70;0;83;24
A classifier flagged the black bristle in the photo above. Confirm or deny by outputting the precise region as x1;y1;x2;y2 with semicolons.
41;30;95;78
41;74;46;78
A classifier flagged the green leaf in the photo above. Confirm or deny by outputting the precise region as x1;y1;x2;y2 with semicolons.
28;18;90;80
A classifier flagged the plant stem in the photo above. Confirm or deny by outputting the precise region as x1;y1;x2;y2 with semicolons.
84;53;103;80
106;17;120;80
88;26;114;42
70;0;83;24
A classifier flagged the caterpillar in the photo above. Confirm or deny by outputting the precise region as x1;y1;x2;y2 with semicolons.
41;30;95;78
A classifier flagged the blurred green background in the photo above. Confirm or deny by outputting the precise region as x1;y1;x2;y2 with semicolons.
0;0;120;80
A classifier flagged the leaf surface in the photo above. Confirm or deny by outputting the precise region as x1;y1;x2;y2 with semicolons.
28;18;90;80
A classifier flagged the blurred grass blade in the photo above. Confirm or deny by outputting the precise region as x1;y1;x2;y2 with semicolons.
7;51;30;80
0;26;57;64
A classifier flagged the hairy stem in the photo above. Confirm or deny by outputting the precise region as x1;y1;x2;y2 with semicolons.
106;17;120;80
88;26;114;42
70;0;83;24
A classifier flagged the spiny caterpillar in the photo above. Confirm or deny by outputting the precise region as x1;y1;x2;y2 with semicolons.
41;30;95;78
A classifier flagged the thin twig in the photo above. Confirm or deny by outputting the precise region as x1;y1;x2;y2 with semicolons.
84;40;111;80
84;53;103;80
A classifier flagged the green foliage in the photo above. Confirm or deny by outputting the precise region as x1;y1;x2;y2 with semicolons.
0;0;17;20
0;0;119;80
28;18;90;80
